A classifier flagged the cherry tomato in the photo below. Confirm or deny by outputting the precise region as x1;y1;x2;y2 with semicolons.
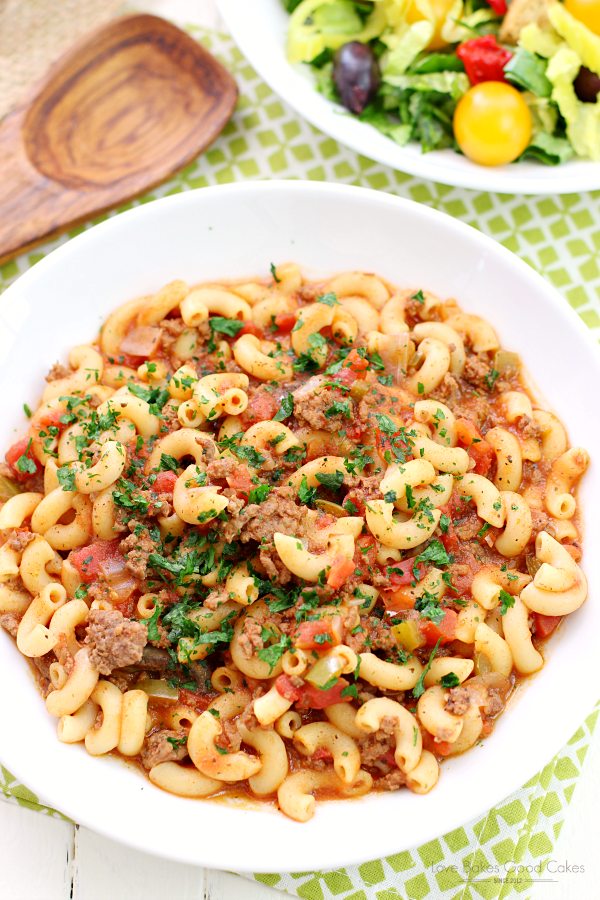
454;82;532;166
406;0;457;49
564;0;600;35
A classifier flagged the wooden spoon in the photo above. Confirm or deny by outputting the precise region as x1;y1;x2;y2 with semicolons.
0;14;238;265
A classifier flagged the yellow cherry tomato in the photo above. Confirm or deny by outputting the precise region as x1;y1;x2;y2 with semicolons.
405;0;456;50
564;0;600;36
453;82;533;167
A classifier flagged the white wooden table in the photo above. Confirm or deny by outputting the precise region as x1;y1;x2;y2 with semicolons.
1;1;599;898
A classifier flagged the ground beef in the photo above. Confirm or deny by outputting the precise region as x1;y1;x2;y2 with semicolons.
462;353;493;391
119;529;158;579
523;460;545;484
45;362;72;382
221;717;242;752
519;415;542;440
207;457;240;481
293;384;351;432
452;395;491;430
204;588;230;611
530;506;549;541
141;729;188;770
84;609;147;675
454;513;485;541
357;730;395;766
445;678;509;718
224;490;246;519
257;548;293;585
135;490;173;518
345;616;397;653
0;612;19;636
375;769;408;792
432;373;459;405
220;487;307;545
157;404;181;434
237;619;264;660
6;529;35;552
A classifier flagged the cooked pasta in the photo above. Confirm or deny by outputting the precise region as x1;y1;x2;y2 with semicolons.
0;267;587;822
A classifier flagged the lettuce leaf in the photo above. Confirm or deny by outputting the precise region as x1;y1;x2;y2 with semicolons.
549;2;600;77
519;131;574;165
382;21;434;79
546;46;600;160
518;22;565;59
504;48;552;98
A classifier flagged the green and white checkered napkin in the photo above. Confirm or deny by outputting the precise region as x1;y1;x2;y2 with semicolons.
1;23;600;900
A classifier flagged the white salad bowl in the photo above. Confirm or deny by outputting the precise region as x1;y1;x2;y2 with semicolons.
217;0;600;195
0;181;598;872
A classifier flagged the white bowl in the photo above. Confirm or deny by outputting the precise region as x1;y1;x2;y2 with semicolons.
0;181;598;873
216;0;600;195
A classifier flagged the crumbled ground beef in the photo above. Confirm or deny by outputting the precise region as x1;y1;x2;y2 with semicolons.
141;729;188;770
345;615;397;653
375;769;408;791
119;529;157;580
84;609;147;675
220;487;307;545
6;529;36;552
519;415;542;440
452;395;491;430
462;353;493;391
0;612;20;637
293;384;352;432
237;619;264;660
207;457;240;481
432;373;459;405
46;362;72;382
530;506;549;541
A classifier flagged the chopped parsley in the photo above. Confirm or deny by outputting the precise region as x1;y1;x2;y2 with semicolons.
248;484;271;504
270;262;280;283
15;439;37;475
206;316;244;353
413;638;442;699
440;672;461;688
159;453;179;472
484;368;500;391
298;474;317;504
315;471;344;493
316;292;339;307
499;588;515;615
273;392;294;422
56;465;77;492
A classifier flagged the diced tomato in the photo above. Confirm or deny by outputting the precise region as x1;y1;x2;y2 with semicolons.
70;539;125;584
126;436;150;462
153;471;178;494
294;618;342;650
312;747;333;760
333;367;359;390
379;749;398;767
178;688;217;712
563;544;582;563
238;390;279;428
5;438;41;482
381;589;417;612
374;427;413;462
236;321;263;339
419;609;458;646
387;558;426;588
225;464;254;499
314;514;336;530
345;422;363;442
344;349;369;376
533;613;562;639
296;678;351;710
439;508;459;553
275;673;303;702
273;313;297;333
353;535;378;581
422;731;453;757
343;489;366;517
327;555;356;590
455;417;493;476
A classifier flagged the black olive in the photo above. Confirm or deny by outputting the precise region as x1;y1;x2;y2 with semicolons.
332;41;380;115
573;66;600;103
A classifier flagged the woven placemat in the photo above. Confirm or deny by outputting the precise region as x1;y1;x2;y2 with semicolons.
0;20;599;900
0;0;126;121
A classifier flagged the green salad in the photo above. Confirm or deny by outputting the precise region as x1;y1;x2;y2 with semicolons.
281;0;600;166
